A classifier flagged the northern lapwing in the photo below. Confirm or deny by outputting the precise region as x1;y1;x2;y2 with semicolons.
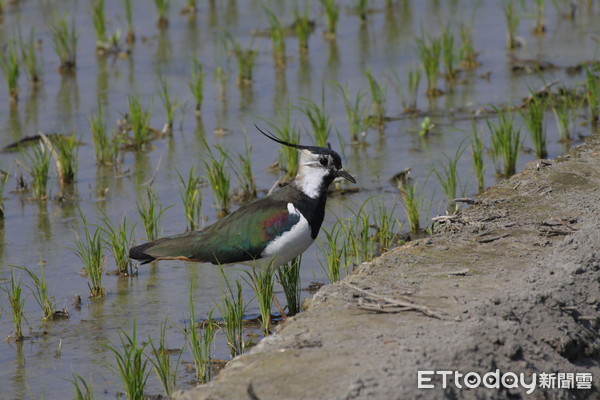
128;126;356;268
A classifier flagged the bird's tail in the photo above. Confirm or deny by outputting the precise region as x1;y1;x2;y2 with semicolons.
129;241;157;264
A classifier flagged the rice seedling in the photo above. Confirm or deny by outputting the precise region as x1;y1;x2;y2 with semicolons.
532;0;546;35
23;143;51;201
204;146;231;217
321;0;339;39
419;116;434;137
105;319;150;400
334;82;367;144
299;91;331;147
188;57;205;117
459;22;478;69
128;95;153;150
415;33;442;97
214;65;227;99
264;7;286;66
73;214;105;297
178;167;202;231
49;15;78;73
19;27;42;86
89;104;120;165
231;39;257;86
520;93;548;159
157;73;178;135
136;186;169;241
441;27;457;81
267;105;301;179
294;4;312;52
470;121;486;193
0;169;9;218
276;256;302;316
551;90;580;141
244;264;276;335
92;0;107;49
0;37;20;101
585;67;600;123
148;319;182;396
487;107;521;177
124;0;135;44
365;68;387;128
72;374;93;400
433;142;466;214
398;178;422;233
12;265;55;323
3;270;26;340
186;281;216;383
216;267;247;358
44;133;78;186
318;221;348;283
502;0;521;49
229;137;257;202
371;199;398;254
406;67;422;111
101;214;135;276
346;201;376;264
154;0;171;29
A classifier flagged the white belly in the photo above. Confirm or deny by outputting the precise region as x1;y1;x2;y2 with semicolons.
257;203;314;267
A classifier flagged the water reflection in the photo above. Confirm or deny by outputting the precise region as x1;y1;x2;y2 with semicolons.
56;75;80;132
273;68;288;113
96;56;109;108
24;86;42;133
156;30;173;69
35;202;51;242
133;152;151;187
297;53;312;99
326;39;340;80
11;341;27;400
6;103;23;142
239;84;254;111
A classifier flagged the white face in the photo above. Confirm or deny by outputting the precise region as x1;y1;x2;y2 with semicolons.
295;150;334;199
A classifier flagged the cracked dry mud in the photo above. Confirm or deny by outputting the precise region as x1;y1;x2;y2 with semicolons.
175;136;600;400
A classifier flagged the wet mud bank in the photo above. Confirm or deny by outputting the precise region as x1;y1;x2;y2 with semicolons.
176;136;600;399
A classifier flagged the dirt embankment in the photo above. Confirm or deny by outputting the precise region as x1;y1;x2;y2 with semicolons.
175;136;600;400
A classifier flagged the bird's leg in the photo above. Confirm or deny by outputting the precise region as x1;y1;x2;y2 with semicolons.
272;294;288;321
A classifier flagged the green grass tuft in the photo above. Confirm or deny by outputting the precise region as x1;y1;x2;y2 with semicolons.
0;37;21;101
487;107;521;177
73;213;105;298
49;15;78;73
178;167;203;231
105;318;150;400
216;267;247;358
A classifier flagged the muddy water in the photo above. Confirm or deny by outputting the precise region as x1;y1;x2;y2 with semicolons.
0;1;598;398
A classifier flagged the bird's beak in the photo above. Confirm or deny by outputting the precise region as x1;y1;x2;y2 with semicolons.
337;169;356;184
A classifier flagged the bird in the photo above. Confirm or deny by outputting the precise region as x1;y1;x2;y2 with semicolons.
128;125;356;268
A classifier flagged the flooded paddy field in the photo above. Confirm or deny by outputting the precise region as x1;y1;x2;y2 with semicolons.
0;0;599;398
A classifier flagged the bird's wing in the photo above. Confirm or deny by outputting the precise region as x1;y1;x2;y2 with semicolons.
138;198;301;264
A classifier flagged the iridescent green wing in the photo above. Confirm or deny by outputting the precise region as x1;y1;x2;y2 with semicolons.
144;198;300;264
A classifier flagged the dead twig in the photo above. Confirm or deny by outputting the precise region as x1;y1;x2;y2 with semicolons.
477;233;509;243
342;282;445;319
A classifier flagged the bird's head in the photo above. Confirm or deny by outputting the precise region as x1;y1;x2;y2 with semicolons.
256;125;356;198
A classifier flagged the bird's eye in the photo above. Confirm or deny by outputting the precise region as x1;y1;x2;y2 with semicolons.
319;157;329;166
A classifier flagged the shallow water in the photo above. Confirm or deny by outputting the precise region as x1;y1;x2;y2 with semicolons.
0;0;598;398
